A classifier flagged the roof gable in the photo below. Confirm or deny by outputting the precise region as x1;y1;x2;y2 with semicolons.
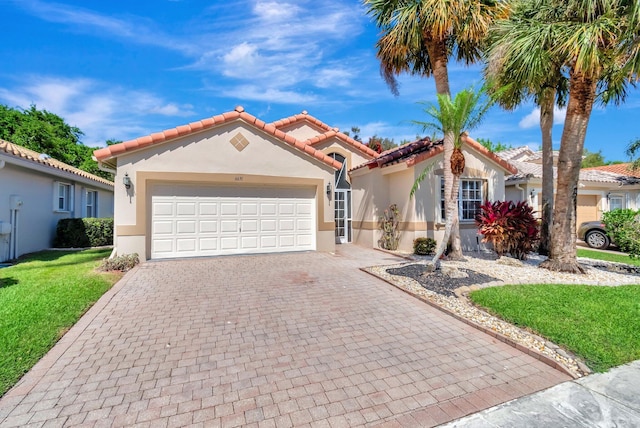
0;139;113;186
272;111;378;159
353;134;517;174
94;107;342;170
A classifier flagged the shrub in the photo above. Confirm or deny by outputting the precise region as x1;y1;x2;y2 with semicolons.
413;237;437;255
603;209;640;258
378;204;401;250
54;218;114;248
99;253;139;272
476;200;539;260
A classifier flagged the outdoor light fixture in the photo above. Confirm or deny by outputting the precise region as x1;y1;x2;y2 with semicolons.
326;182;332;197
606;192;611;201
123;173;132;189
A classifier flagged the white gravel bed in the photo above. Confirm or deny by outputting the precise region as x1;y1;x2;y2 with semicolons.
365;253;640;378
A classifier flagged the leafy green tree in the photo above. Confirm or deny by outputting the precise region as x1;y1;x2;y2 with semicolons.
365;0;506;261
367;135;397;153
627;139;640;171
0;104;112;179
343;126;362;142
412;87;495;267
476;138;512;153
581;149;607;168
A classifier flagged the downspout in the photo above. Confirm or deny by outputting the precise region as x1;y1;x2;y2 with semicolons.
515;183;526;203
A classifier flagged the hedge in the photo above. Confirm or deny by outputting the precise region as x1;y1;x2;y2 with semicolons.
54;218;114;248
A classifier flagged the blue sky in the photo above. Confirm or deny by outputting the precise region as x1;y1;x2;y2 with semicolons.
2;0;639;162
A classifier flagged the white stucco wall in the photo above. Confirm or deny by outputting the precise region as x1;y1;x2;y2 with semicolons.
0;161;114;261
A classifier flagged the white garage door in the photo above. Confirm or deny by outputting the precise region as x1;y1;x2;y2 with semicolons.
151;185;316;259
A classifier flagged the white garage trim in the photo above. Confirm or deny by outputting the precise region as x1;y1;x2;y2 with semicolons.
150;185;316;259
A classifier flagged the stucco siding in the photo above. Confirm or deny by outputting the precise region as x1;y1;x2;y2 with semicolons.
112;122;337;259
0;162;114;261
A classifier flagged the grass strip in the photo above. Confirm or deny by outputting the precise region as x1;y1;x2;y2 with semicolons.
577;248;640;266
470;283;640;372
0;249;119;396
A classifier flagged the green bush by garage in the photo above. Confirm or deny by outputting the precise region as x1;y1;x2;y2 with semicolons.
54;218;114;248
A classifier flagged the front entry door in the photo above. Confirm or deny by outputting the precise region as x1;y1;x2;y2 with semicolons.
334;189;351;244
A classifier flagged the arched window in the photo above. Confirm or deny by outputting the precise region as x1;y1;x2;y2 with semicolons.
329;153;350;189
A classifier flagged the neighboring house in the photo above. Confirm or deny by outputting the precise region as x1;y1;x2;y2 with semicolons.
0;140;114;262
498;148;640;227
94;106;518;261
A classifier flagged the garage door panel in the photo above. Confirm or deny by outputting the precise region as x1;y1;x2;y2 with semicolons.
261;219;277;232
221;203;238;215
154;202;174;216
221;220;239;233
220;237;239;250
279;219;295;231
199;221;217;233
153;221;173;234
261;203;277;215
241;203;258;215
241;219;258;232
279;204;295;215
176;239;196;252
199;203;217;216
199;238;218;251
151;187;316;259
176;221;196;234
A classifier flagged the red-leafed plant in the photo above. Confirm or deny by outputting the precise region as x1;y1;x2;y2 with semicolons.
476;200;539;260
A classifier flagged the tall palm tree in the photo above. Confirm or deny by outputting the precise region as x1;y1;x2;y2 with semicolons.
412;88;495;266
364;0;507;261
484;0;568;256
488;0;640;272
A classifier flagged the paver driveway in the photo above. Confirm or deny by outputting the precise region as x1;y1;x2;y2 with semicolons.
0;246;569;427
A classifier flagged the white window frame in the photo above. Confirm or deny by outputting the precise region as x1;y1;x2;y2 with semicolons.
609;194;625;211
54;182;73;212
85;190;98;217
439;177;485;222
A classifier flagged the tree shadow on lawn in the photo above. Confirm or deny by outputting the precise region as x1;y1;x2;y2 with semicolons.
0;276;19;289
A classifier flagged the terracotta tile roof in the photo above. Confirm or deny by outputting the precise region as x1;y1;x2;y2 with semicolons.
272;111;378;159
502;158;640;185
583;163;640;178
0;139;114;186
352;134;517;174
271;110;334;132
93;106;342;170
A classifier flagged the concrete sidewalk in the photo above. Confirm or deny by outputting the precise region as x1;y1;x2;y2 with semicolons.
442;360;640;427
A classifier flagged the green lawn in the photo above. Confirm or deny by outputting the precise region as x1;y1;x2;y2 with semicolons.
0;249;119;397
577;248;640;266
470;284;640;372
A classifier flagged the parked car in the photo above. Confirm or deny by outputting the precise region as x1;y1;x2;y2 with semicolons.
577;221;612;250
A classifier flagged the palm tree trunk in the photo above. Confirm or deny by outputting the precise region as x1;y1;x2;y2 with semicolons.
538;87;555;256
540;73;596;273
424;36;463;263
431;130;463;265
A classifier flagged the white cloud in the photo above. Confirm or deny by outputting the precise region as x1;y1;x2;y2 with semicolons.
518;106;567;129
314;68;354;88
0;76;196;146
253;1;299;21
220;85;318;104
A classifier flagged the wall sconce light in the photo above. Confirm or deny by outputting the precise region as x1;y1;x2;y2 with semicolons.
530;190;535;198
606;192;611;201
123;173;132;189
326;182;332;197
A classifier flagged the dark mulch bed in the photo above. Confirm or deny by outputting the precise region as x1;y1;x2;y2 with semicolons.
387;264;500;297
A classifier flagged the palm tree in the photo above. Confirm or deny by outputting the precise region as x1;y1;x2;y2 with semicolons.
364;0;507;260
484;0;568;256
412;88;495;266
488;0;640;272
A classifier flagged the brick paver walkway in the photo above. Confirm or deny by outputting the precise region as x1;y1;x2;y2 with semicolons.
0;246;569;427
